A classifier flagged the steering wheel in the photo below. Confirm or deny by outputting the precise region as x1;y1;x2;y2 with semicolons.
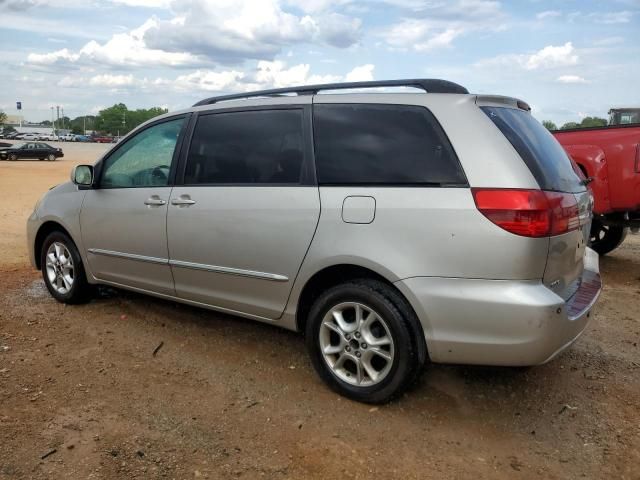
150;165;169;184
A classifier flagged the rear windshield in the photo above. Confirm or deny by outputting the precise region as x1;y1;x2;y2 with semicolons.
481;106;584;193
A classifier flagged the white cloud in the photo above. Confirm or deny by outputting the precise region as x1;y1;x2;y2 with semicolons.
56;62;376;94
143;0;362;64
556;75;588;84
345;64;374;81
380;0;506;52
592;11;634;23
27;48;79;65
476;42;579;71
592;36;624;46
525;42;578;70
169;70;246;92
58;74;139;88
27;19;201;68
109;0;170;7
89;74;137;87
0;0;40;10
536;10;562;20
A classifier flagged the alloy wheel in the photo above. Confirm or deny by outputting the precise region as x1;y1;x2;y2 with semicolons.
45;242;74;295
319;302;395;386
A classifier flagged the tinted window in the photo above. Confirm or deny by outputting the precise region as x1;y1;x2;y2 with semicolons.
184;109;305;185
313;104;466;185
101;117;184;188
481;106;584;193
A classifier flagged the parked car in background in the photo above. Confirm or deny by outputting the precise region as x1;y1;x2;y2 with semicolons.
553;123;640;254
91;135;114;143
59;133;75;142
21;133;39;140
38;133;59;141
27;79;601;403
73;135;91;142
0;142;63;161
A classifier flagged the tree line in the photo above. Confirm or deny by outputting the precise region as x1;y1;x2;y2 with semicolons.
1;104;168;136
542;116;608;131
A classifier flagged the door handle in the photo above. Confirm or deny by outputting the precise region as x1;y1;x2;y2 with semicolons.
144;196;167;206
171;197;196;206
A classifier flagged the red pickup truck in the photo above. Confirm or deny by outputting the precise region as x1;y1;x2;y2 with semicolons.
553;124;640;254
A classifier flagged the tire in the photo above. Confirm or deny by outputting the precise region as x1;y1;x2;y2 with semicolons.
47;154;56;161
305;278;427;403
9;153;17;161
39;158;44;161
40;231;93;304
590;218;628;255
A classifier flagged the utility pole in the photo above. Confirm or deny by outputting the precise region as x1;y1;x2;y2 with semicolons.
51;106;55;132
61;107;65;129
56;106;60;131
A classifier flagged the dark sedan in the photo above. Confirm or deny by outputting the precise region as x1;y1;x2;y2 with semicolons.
0;142;64;161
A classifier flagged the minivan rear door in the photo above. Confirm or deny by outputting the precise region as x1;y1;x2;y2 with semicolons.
480;103;591;300
167;103;320;320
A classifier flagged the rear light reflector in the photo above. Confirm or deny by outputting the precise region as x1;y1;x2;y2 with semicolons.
472;188;579;238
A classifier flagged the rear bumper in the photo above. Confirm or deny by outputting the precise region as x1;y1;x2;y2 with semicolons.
395;248;601;366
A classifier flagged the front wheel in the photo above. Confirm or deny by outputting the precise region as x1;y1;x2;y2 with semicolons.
47;154;56;161
41;231;93;304
9;153;17;161
590;218;627;255
305;279;427;403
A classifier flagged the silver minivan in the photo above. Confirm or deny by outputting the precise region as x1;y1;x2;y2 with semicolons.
27;79;601;403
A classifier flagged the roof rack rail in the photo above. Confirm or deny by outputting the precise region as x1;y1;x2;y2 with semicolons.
192;78;468;106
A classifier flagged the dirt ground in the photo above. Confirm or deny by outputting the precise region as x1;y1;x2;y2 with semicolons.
0;142;638;479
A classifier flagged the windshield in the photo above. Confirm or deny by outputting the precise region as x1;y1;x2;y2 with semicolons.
481;106;585;193
13;143;27;149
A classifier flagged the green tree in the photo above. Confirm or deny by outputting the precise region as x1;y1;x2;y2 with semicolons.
2;125;16;135
0;110;7;125
68;115;96;135
561;122;580;130
542;120;557;131
94;104;168;135
579;116;607;128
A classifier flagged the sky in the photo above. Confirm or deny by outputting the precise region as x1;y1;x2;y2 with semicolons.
0;0;638;125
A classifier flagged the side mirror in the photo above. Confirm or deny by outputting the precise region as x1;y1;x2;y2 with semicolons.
71;165;94;187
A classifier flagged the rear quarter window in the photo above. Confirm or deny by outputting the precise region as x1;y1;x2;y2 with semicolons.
313;104;467;186
481;106;584;193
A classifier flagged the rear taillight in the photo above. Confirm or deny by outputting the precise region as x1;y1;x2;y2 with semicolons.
472;188;579;238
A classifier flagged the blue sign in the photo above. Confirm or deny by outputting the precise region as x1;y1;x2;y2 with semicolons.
16;101;22;110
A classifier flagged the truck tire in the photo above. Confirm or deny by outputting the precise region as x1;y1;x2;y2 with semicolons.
590;218;628;255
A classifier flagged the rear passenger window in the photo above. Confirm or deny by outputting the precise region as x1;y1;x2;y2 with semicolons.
184;109;305;184
313;104;466;185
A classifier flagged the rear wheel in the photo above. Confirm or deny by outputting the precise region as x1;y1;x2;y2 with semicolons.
590;218;627;255
40;231;93;304
305;279;427;403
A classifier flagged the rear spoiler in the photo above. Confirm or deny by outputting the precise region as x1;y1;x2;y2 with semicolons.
475;95;531;112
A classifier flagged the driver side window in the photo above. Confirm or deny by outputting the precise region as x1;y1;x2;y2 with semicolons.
101;117;185;188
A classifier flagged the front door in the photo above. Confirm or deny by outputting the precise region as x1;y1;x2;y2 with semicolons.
80;116;187;295
167;107;320;319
